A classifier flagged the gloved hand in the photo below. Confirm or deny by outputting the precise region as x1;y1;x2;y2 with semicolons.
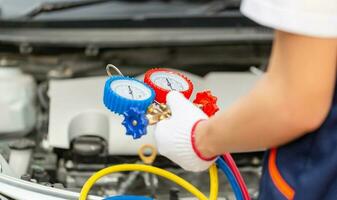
154;91;216;172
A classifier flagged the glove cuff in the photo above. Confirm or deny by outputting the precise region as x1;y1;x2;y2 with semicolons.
191;119;217;161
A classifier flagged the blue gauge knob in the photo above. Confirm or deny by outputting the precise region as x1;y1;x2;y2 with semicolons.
103;76;155;115
122;107;149;139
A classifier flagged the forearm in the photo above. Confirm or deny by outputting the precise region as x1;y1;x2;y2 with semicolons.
196;31;337;157
197;74;307;155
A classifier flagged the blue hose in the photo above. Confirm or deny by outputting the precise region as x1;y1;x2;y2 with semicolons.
104;196;153;200
216;157;244;200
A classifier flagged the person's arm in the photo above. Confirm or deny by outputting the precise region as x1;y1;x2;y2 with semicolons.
196;31;337;157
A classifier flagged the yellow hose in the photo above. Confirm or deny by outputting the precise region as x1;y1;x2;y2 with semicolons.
209;164;219;200
79;164;218;200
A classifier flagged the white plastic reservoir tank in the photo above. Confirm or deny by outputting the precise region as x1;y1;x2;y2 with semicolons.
0;60;36;136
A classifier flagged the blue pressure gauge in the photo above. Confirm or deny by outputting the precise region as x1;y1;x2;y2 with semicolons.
103;75;155;139
104;76;155;115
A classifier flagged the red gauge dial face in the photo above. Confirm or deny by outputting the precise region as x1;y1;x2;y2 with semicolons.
150;71;189;91
144;69;193;103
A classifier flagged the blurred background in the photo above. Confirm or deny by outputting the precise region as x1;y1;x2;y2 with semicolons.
0;0;272;199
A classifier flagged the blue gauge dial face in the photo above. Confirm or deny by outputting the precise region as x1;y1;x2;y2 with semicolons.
110;79;152;100
150;71;189;91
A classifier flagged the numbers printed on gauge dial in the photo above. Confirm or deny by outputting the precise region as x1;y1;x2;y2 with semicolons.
110;79;152;100
144;68;194;103
150;71;189;91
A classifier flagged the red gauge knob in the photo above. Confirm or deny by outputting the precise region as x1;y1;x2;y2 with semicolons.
144;68;194;103
193;90;219;117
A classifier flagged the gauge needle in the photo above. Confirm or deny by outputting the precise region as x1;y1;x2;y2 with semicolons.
166;78;174;90
128;85;134;99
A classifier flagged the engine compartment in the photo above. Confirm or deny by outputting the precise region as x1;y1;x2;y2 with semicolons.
0;60;264;200
0;1;271;198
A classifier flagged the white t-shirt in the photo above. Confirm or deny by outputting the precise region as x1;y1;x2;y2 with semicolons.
240;0;337;38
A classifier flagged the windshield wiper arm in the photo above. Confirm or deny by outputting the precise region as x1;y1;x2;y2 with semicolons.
24;0;113;18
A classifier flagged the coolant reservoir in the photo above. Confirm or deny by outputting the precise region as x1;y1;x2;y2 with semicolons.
0;60;36;136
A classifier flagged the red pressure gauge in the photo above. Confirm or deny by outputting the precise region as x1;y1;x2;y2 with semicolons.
144;68;193;103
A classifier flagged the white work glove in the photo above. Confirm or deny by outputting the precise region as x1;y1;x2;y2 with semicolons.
154;91;216;172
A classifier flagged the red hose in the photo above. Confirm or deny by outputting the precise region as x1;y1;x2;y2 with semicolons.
222;153;251;200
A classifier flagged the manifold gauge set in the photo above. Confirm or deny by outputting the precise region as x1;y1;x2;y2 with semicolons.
103;65;219;139
78;65;250;200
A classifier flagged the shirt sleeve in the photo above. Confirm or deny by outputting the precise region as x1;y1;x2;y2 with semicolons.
240;0;337;38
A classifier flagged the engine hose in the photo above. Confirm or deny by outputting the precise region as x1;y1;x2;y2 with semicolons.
216;157;244;200
79;164;218;200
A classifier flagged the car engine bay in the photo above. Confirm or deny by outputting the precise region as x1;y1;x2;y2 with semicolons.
0;1;272;199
